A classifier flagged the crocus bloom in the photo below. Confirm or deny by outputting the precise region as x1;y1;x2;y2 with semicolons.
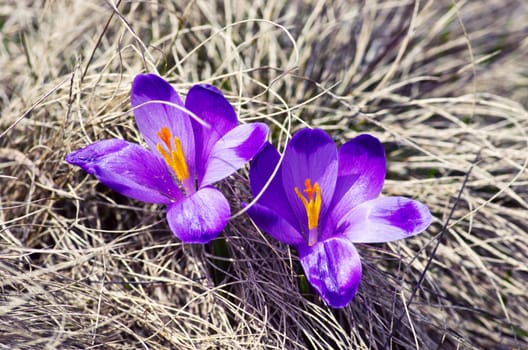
66;74;268;243
247;128;431;308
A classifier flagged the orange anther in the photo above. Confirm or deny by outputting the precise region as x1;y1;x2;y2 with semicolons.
294;178;322;231
157;127;172;148
156;127;190;185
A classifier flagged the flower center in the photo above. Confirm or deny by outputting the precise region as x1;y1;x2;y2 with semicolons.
294;178;322;246
156;127;192;190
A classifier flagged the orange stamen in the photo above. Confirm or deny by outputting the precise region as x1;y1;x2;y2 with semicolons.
156;127;190;185
158;127;172;148
294;178;322;232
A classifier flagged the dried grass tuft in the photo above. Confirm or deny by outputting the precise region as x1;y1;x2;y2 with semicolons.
1;0;527;349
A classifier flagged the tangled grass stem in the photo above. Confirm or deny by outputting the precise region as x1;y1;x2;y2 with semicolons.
1;0;527;349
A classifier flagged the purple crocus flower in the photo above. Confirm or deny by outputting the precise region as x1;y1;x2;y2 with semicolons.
66;74;268;243
247;128;432;308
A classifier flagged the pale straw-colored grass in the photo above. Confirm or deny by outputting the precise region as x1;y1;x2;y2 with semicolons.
1;0;527;349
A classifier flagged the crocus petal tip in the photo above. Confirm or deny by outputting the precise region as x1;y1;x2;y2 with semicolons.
299;237;362;308
166;187;230;244
189;83;224;97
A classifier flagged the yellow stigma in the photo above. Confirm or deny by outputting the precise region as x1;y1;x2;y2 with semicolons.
294;178;322;231
156;127;190;184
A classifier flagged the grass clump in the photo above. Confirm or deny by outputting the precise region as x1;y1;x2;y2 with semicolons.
1;0;527;349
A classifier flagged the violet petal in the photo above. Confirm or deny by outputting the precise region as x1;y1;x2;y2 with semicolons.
200;122;268;187
186;84;238;182
131;74;196;178
340;196;432;243
321;134;386;240
166;186;230;243
248;142;300;234
65;139;181;204
299;236;362;308
246;202;304;246
281;128;338;234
